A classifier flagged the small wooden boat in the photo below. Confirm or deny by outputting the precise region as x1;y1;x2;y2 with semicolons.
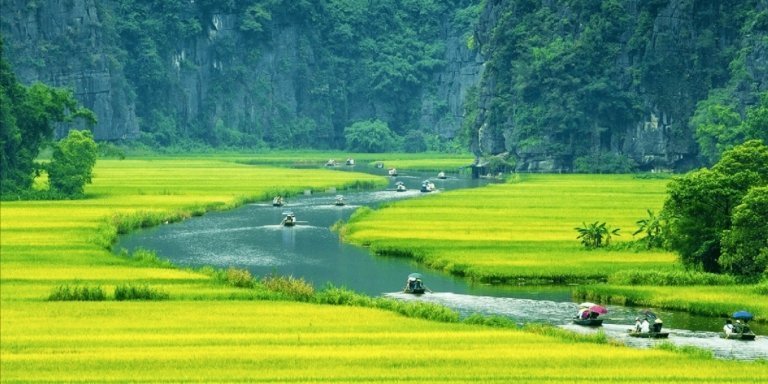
628;331;669;338
420;180;435;192
326;159;337;167
395;181;407;192
272;196;284;206
573;318;603;326
345;158;355;166
403;273;426;294
721;332;757;340
388;168;398;176
334;195;346;206
281;212;296;227
437;171;447;179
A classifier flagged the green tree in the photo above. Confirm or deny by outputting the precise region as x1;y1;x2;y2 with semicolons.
575;221;620;249
662;140;768;273
344;119;400;153
47;130;98;196
1;37;96;194
692;101;743;165
633;209;665;249
741;93;768;150
719;187;768;278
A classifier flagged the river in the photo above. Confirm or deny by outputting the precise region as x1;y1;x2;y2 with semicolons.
115;165;767;360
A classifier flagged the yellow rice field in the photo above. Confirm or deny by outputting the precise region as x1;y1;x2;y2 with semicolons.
345;174;678;281
1;157;766;382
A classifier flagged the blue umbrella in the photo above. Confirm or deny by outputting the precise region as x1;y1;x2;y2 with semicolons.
732;310;753;321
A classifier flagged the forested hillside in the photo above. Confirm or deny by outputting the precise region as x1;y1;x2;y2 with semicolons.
471;0;768;172
0;0;481;151
2;0;767;171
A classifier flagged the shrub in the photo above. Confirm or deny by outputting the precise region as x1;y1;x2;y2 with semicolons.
314;285;371;306
48;284;106;301
226;267;256;288
463;314;517;328
114;284;170;301
261;274;314;301
607;270;737;286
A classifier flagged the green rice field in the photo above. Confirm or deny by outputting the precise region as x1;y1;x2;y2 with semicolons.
1;156;766;382
343;173;768;320
345;174;676;282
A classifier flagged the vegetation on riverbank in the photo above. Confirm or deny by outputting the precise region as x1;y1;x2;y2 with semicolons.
3;155;766;381
342;172;767;322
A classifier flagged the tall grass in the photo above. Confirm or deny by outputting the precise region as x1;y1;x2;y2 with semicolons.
114;283;170;300
48;284;106;301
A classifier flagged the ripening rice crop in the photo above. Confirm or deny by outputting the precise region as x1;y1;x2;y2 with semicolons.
2;301;767;383
2;157;765;382
345;174;677;283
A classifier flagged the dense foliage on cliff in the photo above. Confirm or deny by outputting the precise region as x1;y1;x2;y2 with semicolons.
89;0;480;150
471;0;768;171
0;38;96;197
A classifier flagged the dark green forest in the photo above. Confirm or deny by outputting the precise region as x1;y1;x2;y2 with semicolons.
471;0;768;172
1;0;767;171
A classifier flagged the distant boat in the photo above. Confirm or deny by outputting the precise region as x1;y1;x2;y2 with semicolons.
573;319;603;327
628;331;669;338
437;171;447;179
326;159;337;167
395;181;407;192
721;332;757;341
334;195;346;206
388;168;398;176
420;180;435;192
272;196;284;206
573;318;603;326
281;212;296;227
345;158;355;166
403;273;426;294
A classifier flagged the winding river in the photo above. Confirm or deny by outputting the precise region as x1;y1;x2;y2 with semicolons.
115;165;767;360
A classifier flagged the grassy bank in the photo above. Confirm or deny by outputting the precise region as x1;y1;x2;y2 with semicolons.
2;156;766;382
342;173;766;321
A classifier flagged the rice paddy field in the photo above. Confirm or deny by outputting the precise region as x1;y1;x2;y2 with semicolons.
1;156;766;382
345;174;676;282
343;173;768;319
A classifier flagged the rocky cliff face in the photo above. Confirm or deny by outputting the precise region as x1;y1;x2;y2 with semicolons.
472;0;768;172
1;0;480;145
1;0;139;140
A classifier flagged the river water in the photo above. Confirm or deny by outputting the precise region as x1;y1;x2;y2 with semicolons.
115;166;766;360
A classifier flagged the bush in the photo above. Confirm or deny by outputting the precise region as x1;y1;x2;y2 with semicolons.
344;119;400;153
261;274;314;301
607;270;738;286
48;284;106;301
114;284;170;301
226;267;256;288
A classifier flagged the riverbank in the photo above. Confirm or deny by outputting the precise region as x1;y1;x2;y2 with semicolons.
342;173;767;323
2;155;766;381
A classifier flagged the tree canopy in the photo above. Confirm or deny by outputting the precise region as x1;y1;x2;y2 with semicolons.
0;37;96;197
662;140;768;277
47;130;98;197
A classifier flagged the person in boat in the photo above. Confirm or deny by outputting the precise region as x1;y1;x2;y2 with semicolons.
576;307;589;319
723;319;734;336
634;317;642;332
734;319;743;333
588;311;599;319
652;317;663;333
640;318;650;333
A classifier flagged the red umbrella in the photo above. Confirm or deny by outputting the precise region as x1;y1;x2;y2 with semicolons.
589;305;608;315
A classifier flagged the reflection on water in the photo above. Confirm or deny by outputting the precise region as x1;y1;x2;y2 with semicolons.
115;167;766;360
